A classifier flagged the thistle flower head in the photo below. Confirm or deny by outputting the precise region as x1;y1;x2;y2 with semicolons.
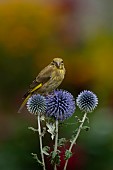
46;90;76;121
76;90;98;113
27;94;47;115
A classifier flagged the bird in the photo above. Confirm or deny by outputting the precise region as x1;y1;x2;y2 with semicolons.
18;58;66;113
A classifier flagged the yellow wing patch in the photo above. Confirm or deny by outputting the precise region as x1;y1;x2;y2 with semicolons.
30;83;42;93
18;83;42;113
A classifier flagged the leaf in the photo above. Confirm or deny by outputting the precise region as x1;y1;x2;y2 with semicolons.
75;116;82;123
58;138;66;147
46;122;55;140
40;115;45;121
42;146;50;156
42;127;46;137
50;151;60;165
86;117;89;123
31;153;43;166
70;128;78;142
82;126;90;131
64;150;72;160
28;127;38;132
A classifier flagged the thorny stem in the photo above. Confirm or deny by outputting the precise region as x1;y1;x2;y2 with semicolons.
54;120;59;170
63;112;87;170
37;114;46;170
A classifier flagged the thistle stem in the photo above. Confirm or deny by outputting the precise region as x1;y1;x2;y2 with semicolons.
54;120;59;170
63;112;87;170
37;115;46;170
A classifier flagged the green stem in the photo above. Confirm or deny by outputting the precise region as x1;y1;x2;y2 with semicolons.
63;112;87;170
37;115;46;170
54;120;59;170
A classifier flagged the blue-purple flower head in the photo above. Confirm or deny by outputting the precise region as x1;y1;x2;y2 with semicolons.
76;90;98;113
46;90;76;121
27;94;47;115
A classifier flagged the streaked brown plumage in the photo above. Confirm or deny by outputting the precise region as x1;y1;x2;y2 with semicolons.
18;58;65;113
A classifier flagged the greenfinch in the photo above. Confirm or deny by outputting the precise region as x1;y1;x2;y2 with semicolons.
18;58;65;113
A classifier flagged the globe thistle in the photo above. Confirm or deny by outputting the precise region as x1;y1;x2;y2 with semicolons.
46;90;76;121
27;94;47;115
76;90;98;113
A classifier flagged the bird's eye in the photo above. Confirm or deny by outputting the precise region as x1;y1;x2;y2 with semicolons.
51;61;55;65
61;60;63;64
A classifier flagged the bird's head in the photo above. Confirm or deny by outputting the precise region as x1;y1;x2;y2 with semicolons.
51;58;64;69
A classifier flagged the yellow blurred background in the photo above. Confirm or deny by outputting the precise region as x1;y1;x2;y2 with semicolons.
0;0;113;170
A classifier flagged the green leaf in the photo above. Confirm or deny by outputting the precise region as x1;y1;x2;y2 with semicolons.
58;138;66;147
46;122;55;140
82;126;90;131
42;127;46;137
75;116;83;123
31;153;43;166
50;151;60;165
65;150;72;160
70;128;78;142
28;127;38;132
42;146;50;156
86;117;89;123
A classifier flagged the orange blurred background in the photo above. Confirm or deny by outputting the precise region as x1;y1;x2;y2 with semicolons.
0;0;113;170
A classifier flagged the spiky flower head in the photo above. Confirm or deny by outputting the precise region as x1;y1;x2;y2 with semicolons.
27;94;47;115
76;90;98;113
46;90;76;121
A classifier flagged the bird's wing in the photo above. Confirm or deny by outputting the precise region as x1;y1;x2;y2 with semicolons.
30;65;52;88
18;65;53;113
23;65;53;98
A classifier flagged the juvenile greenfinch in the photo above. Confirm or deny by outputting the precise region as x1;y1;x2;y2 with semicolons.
18;58;65;113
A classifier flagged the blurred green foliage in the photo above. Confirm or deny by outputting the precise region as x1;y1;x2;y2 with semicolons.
0;0;113;169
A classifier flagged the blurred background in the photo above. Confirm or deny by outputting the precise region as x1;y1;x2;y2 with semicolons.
0;0;113;169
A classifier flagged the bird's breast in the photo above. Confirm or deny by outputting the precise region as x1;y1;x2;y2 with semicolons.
56;68;65;79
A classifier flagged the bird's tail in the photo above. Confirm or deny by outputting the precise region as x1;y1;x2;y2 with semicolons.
18;83;43;113
18;93;31;113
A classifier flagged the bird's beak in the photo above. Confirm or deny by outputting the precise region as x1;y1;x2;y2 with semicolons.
56;62;60;68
